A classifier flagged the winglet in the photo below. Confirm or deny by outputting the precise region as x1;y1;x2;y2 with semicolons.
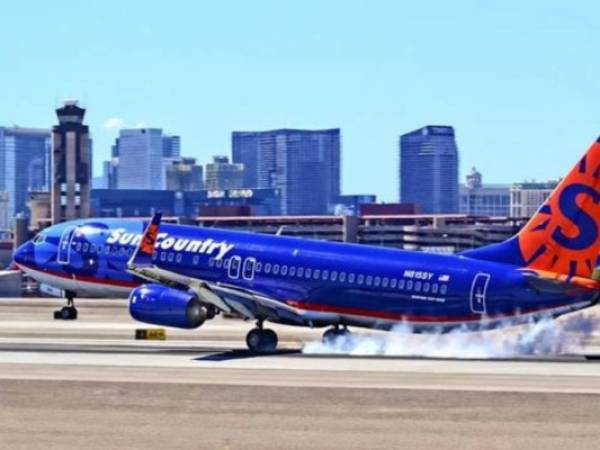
128;212;162;269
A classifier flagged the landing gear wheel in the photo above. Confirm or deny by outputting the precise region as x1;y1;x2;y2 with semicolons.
53;293;78;320
246;328;278;352
54;306;78;320
322;327;351;344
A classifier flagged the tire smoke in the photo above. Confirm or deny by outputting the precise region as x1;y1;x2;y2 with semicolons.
302;313;600;358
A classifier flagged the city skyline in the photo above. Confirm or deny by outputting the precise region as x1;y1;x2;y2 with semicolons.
0;2;598;202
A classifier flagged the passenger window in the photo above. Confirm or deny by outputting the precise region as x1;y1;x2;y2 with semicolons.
76;242;82;251
313;269;320;279
357;274;364;285
348;273;355;283
440;284;448;295
167;253;174;262
265;263;272;273
322;270;329;280
297;267;304;277
432;283;439;294
406;280;413;290
193;255;199;265
339;272;346;282
415;281;422;292
160;252;166;261
176;253;182;263
374;276;381;287
305;268;312;278
255;262;262;272
281;265;288;276
423;282;430;293
208;258;215;267
331;271;338;281
382;277;389;288
273;264;280;275
289;266;296;277
83;243;89;252
216;258;222;268
366;275;373;286
390;279;397;289
152;252;158;261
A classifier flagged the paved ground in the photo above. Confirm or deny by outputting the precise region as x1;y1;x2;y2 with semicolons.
1;298;600;449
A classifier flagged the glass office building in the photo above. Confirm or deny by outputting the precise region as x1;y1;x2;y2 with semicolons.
232;128;341;215
116;129;168;190
0;127;51;224
399;125;459;214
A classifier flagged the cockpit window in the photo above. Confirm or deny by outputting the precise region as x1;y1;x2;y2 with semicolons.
32;234;46;244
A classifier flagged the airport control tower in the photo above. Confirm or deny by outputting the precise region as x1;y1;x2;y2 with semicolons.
51;100;91;223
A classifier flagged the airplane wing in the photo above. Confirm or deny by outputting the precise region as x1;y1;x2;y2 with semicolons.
126;213;306;323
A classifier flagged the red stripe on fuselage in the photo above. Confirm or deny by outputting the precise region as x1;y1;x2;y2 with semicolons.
285;299;580;323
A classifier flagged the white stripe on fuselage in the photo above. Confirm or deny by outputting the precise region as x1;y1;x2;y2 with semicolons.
105;229;234;260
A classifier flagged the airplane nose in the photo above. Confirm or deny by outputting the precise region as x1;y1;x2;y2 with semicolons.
13;241;33;267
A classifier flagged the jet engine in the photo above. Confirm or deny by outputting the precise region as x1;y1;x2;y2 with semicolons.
129;284;207;329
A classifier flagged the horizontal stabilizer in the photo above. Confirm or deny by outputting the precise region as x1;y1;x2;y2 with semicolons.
520;268;600;294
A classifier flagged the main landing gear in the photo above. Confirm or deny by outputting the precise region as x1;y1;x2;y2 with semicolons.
246;320;278;352
53;291;78;320
322;325;351;344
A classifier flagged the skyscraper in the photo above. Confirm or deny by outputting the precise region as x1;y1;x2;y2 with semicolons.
399;125;459;214
205;156;244;190
166;157;204;191
116;129;166;190
0;126;51;225
51;101;92;223
232;128;341;215
162;135;181;158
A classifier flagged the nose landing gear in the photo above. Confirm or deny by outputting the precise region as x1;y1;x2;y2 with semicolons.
246;320;278;352
53;292;78;320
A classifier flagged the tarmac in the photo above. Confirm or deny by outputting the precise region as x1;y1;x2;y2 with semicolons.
1;298;600;449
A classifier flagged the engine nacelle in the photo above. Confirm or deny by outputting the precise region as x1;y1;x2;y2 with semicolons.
129;284;207;329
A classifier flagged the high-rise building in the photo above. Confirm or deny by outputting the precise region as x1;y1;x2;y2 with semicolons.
0;126;51;225
232;132;260;188
162;135;181;158
459;167;510;216
166;157;204;191
113;129;181;190
51;101;92;223
399;125;459;214
116;129;166;189
510;181;558;218
232;128;341;215
205;156;244;190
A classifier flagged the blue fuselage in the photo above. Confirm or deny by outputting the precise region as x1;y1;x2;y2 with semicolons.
13;218;595;331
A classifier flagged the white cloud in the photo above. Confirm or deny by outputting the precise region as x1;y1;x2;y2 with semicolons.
104;117;125;130
134;122;147;129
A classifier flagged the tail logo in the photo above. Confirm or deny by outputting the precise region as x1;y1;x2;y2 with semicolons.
551;183;600;251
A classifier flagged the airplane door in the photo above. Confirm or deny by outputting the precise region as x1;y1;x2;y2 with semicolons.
242;257;256;281
228;256;242;279
57;226;76;265
470;273;490;314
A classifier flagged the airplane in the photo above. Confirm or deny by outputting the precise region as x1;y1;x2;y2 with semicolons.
12;135;600;352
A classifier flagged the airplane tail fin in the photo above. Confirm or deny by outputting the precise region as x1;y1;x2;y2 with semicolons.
128;212;162;269
464;136;600;280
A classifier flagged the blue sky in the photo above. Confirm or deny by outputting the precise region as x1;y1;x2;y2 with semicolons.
0;1;598;201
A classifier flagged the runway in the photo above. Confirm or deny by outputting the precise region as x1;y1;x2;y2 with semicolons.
2;298;600;449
